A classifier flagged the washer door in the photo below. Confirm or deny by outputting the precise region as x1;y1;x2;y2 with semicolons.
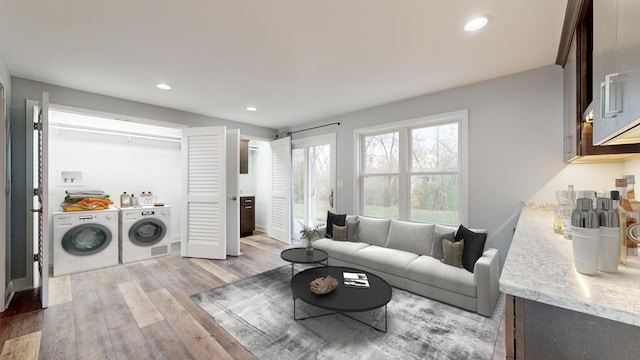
62;224;113;256
129;219;167;246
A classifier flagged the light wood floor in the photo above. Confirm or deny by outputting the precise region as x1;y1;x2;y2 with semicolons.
0;233;506;359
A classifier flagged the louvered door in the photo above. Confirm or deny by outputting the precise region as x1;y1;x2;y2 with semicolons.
36;92;50;308
181;127;227;259
269;137;291;243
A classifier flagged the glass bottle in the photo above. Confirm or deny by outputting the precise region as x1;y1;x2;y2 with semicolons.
611;190;627;265
554;190;567;234
563;185;576;240
554;204;565;234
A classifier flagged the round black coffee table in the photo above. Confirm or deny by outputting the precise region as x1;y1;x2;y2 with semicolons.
290;266;392;332
280;248;329;277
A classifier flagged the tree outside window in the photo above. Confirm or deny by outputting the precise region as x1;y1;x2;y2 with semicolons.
359;118;462;225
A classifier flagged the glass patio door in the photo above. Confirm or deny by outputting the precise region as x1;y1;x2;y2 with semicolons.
292;134;336;238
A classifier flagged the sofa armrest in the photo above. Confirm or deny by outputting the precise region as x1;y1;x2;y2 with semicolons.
474;247;500;317
313;226;327;241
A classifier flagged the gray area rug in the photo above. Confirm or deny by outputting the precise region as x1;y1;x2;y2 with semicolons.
192;265;505;360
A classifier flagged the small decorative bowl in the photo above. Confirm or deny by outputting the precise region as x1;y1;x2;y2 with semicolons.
310;275;338;295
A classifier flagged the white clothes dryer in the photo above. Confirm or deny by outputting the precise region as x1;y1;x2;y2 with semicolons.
53;208;119;277
119;206;171;264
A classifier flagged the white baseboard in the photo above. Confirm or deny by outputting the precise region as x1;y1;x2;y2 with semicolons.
13;277;31;292
4;280;15;310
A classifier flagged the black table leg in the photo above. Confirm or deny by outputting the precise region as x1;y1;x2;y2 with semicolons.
293;298;387;333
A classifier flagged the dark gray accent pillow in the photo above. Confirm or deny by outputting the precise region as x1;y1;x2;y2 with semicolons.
326;211;346;238
455;225;487;273
430;231;455;260
441;239;464;268
346;219;360;242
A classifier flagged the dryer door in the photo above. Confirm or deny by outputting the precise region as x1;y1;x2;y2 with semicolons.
62;224;113;256
129;219;167;246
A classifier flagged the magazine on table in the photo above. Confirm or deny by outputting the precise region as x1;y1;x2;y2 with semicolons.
343;272;370;288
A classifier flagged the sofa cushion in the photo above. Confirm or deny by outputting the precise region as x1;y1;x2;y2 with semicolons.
326;211;346;238
407;255;476;297
357;217;391;247
353;246;419;278
430;230;455;260
313;238;369;263
385;220;435;256
441;239;464;268
455;225;488;273
346;219;360;242
436;224;458;235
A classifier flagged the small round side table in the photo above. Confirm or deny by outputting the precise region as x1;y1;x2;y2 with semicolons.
280;247;329;277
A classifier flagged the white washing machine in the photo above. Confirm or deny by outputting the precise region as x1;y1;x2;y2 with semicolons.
119;206;171;264
53;208;120;277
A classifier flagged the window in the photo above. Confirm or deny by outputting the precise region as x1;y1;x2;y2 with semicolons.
357;110;468;225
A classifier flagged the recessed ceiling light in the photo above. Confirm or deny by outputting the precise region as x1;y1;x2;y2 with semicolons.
464;17;489;32
246;106;257;112
156;83;172;90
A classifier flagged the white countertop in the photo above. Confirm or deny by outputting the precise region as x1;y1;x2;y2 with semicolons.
500;204;640;326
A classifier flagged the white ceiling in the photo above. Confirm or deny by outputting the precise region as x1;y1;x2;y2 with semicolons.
0;0;567;129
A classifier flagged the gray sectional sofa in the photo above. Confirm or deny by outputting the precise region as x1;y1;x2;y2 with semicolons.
314;215;500;317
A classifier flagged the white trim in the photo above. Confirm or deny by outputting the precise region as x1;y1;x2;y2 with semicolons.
12;277;31;292
0;81;5;311
353;109;469;225
47;103;188;129
354;110;467;135
291;133;336;148
460;111;469;226
4;280;15;310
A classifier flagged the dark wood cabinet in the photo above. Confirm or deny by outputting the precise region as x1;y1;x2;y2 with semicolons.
558;0;640;162
240;139;249;174
592;0;640;144
240;196;255;237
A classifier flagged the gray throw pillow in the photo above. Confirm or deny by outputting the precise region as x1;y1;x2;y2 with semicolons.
333;224;348;241
441;239;464;268
430;231;455;260
346;219;360;242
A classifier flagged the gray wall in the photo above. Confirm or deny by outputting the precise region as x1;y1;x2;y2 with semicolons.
280;65;565;270
9;77;277;280
0;59;11;290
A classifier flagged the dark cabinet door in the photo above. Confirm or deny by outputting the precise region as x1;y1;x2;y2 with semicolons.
240;196;255;237
240;139;249;174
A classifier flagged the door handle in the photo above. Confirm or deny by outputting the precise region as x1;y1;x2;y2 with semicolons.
227;196;237;201
329;189;334;208
31;208;42;213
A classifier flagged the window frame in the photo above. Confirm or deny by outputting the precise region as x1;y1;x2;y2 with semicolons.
354;110;469;225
